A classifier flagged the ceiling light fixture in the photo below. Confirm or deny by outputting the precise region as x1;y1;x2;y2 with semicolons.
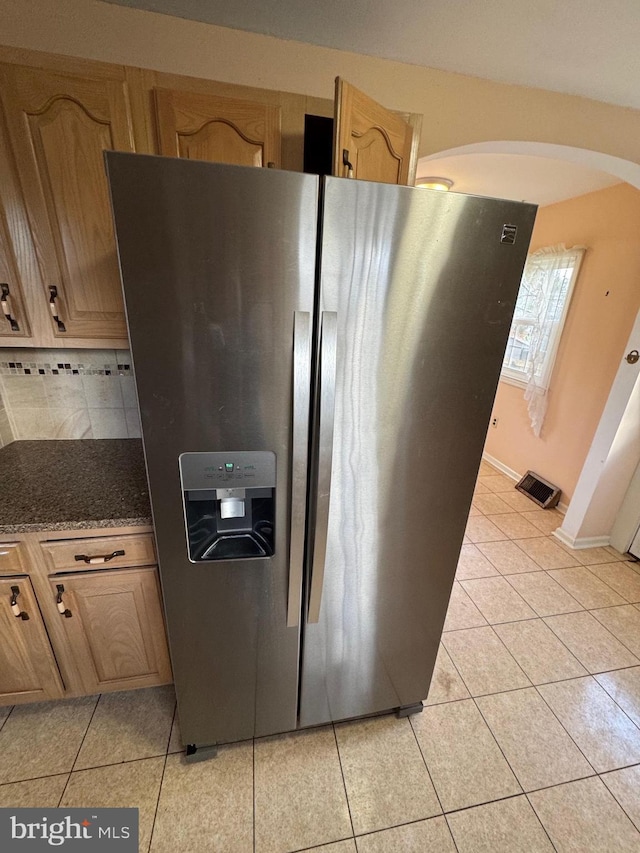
415;177;454;192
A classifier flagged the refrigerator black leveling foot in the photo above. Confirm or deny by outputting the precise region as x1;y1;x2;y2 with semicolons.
185;743;218;763
395;703;424;719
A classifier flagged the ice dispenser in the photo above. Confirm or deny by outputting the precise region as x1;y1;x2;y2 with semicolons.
180;451;276;561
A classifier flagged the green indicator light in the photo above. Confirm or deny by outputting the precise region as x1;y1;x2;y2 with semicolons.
224;463;234;472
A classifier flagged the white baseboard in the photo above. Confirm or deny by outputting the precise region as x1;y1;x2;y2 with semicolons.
481;452;567;515
553;528;610;550
482;452;519;482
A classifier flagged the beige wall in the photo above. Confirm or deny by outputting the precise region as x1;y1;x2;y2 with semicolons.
484;182;640;501
3;0;640;165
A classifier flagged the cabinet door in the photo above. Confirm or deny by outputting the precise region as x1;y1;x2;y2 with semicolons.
0;577;64;705
0;63;135;344
333;78;418;185
154;87;281;167
49;567;171;694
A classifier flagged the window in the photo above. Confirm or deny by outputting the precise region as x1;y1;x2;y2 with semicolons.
502;245;585;390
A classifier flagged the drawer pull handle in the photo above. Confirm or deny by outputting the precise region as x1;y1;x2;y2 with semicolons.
56;584;72;618
74;549;125;565
1;284;20;332
10;585;29;620
48;285;66;333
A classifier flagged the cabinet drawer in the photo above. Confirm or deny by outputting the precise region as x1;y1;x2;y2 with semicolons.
0;542;26;576
41;534;156;572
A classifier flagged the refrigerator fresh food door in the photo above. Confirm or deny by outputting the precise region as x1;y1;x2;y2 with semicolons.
299;178;536;726
106;153;317;746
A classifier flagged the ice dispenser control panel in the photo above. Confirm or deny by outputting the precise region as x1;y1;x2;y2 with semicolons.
180;451;276;562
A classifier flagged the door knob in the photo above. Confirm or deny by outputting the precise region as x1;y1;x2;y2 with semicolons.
626;350;639;364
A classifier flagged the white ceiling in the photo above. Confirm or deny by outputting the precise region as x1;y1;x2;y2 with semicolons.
102;0;640;109
417;153;622;206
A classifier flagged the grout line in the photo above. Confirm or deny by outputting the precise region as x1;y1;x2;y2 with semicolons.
147;749;169;853
331;723;356;842
0;705;15;733
523;790;560;850
407;716;460;853
57;694;100;805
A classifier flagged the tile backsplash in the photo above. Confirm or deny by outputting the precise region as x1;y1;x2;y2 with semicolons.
0;349;141;441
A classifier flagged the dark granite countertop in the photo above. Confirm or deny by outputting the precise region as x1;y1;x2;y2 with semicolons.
0;439;152;534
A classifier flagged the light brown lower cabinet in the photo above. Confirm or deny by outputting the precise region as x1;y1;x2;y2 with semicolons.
49;566;172;695
0;576;64;704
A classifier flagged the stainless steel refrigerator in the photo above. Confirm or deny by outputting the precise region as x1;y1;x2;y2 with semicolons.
106;152;536;757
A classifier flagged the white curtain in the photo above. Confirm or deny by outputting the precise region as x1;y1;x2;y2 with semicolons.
521;245;585;437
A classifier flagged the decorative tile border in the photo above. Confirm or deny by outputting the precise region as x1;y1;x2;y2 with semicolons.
0;360;132;376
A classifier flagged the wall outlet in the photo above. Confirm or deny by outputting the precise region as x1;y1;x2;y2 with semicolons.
491;417;499;428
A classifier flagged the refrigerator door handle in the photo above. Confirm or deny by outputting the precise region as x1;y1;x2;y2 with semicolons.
308;311;338;623
287;311;313;628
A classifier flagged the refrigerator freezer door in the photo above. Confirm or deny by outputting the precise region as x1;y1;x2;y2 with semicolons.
300;179;536;726
106;153;318;745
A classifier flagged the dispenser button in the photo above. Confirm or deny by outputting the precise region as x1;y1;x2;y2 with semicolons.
224;463;234;472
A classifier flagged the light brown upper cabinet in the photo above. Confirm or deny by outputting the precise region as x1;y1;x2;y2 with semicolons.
0;63;136;345
154;87;281;168
333;78;420;185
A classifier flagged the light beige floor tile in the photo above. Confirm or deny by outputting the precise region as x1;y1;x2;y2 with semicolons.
152;742;253;853
476;687;593;791
0;696;97;784
515;537;581;569
548;567;626;609
411;699;520;811
520;510;563;536
505;571;583;616
0;706;11;730
424;645;470;706
62;756;164;853
0;774;68;807
472;494;513;515
442;627;531;696
355;816;456;853
571;546;624;566
499;491;544;512
443;583;487;631
494;619;586;684
588;562;640;603
596;667;640;728
335;715;440;835
529;776;640;852
467;504;483;516
476;540;541;575
464;516;508;543
75;686;175;769
255;726;351;853
308;842;356;853
460;577;536;624
538;676;640;772
486;513;546;539
601;766;640;831
544;611;639;672
473;481;490;494
592;605;640;657
480;474;515;493
455;544;499;580
478;461;498;476
447;795;554;853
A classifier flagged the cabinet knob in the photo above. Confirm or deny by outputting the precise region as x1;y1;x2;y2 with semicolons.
342;149;354;179
48;286;66;333
9;585;29;620
55;584;72;618
1;283;20;332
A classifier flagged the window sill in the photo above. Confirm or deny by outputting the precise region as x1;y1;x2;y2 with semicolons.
499;374;528;390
